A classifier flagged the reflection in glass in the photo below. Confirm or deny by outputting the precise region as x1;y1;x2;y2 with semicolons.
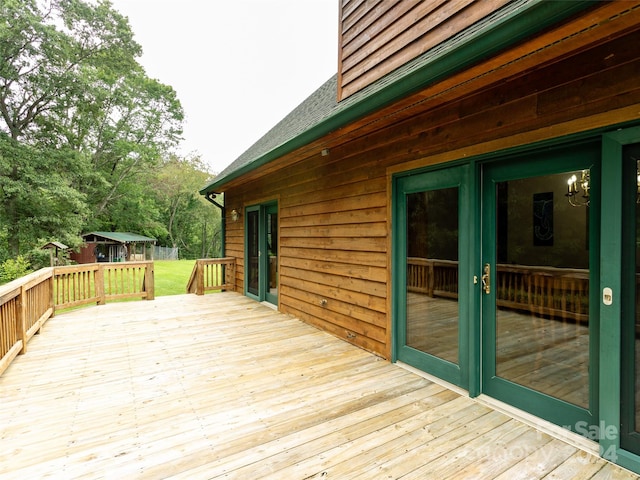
247;210;259;296
406;187;459;364
267;211;278;297
495;172;590;408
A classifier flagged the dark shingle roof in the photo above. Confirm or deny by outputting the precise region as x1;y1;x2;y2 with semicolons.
214;75;339;183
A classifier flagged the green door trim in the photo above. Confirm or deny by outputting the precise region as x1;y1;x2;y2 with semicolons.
264;203;278;306
244;201;278;305
601;126;640;468
480;140;601;431
392;164;471;390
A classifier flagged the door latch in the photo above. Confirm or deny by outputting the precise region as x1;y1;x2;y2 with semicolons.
481;263;491;294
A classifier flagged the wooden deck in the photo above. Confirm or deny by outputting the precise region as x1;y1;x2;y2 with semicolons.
0;293;637;479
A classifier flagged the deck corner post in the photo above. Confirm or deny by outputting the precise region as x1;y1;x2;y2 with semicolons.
196;260;204;296
144;262;155;300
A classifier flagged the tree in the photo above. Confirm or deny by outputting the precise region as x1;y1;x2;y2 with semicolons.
0;0;184;257
152;155;221;259
0;133;88;256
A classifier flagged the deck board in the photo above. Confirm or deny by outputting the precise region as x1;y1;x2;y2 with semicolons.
0;292;636;479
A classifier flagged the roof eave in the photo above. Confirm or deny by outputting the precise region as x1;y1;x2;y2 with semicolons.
201;0;595;195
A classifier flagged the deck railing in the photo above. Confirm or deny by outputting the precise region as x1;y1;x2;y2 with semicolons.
407;257;592;323
55;261;154;310
0;268;55;375
0;261;154;377
187;258;236;295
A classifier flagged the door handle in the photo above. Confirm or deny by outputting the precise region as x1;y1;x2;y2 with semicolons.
481;263;490;294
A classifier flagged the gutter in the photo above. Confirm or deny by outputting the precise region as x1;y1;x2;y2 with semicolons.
201;0;595;195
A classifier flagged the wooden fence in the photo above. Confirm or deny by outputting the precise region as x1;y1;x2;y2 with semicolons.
187;258;236;295
0;261;154;377
407;257;591;323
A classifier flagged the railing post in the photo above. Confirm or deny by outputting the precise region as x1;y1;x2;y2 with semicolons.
18;285;27;355
144;263;155;300
196;260;204;296
96;264;105;305
230;260;236;292
49;271;56;317
428;261;435;297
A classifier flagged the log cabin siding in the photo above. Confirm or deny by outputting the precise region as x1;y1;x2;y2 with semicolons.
338;0;510;100
222;16;640;359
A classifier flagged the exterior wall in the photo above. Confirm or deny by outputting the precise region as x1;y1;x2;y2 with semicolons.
224;15;640;359
70;243;98;264
338;0;510;100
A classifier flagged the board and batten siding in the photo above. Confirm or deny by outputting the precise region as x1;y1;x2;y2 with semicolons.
223;5;640;359
338;0;510;100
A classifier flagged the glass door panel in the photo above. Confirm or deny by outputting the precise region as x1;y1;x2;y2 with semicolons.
494;173;590;408
406;187;459;364
265;205;278;305
247;209;259;297
482;143;599;431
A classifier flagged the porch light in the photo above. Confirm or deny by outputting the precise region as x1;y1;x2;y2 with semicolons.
230;209;240;222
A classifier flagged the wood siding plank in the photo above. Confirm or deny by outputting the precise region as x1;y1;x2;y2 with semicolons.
338;0;510;99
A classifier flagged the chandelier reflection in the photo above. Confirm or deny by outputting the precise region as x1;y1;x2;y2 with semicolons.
566;163;640;206
566;170;590;207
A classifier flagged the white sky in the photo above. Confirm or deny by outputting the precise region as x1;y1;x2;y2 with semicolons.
108;0;338;174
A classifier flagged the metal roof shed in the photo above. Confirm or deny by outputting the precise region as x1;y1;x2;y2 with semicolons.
72;232;156;264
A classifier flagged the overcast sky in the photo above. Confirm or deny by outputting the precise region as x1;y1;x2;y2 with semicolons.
108;0;338;174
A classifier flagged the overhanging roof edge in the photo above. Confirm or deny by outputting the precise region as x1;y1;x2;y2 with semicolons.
200;0;594;195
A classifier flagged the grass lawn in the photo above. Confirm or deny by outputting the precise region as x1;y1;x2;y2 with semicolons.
154;259;196;297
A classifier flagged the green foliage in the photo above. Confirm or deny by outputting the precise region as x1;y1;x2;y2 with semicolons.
0;255;31;284
0;0;213;263
152;155;221;259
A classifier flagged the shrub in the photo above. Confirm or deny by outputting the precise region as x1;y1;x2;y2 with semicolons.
0;256;32;284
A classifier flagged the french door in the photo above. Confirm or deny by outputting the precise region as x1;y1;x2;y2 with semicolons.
246;202;278;305
395;141;602;433
481;142;600;431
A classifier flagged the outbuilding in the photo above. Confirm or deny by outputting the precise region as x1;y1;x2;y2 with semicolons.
71;232;156;264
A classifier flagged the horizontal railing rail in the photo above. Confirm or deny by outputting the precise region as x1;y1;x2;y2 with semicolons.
187;258;236;295
0;261;154;377
407;257;595;323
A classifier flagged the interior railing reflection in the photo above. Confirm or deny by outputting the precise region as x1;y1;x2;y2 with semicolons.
407;257;595;323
